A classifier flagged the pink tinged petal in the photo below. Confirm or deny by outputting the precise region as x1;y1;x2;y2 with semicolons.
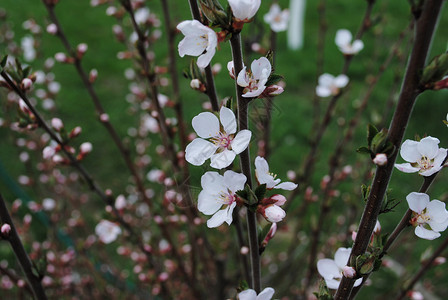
334;247;351;269
243;86;267;98
210;149;236;169
394;163;420;173
237;67;250;87
415;226;441;240
223;170;247;192
275;181;298;190
316;86;332;97
317;259;340;281
227;61;235;78
417;136;440;159
251;57;271;79
354;278;363;287
400;140;421;162
206;208;229;228
406;192;430;214
231;129;252;154
219;107;237;134
185;138;217;166
200;171;226;192
334;75;349;88
352;40;364;53
335;29;352;47
318;73;335;87
192;112;220;138
198;190;222;215
265;205;286;222
257;287;275;300
238;289;257;300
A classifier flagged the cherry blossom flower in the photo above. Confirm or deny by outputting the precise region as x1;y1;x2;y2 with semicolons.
95;220;121;244
238;287;275;300
237;57;271;98
264;4;289;32
395;136;447;176
316;73;349;97
198;170;246;228
177;20;217;68
228;0;261;22
255;156;298;190
407;192;448;240
185;107;252;169
335;29;364;55
317;247;363;289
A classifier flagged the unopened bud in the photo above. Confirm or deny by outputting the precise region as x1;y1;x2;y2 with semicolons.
51;118;64;131
54;52;67;63
21;78;33;90
80;142;92;154
373;153;387;166
43;146;55;159
190;79;201;89
89;69;98;83
342;266;356;278
100;113;109;122
1;223;11;236
270;194;286;206
46;23;58;35
70;126;82;138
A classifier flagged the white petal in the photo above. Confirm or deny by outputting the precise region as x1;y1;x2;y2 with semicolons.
197;47;215;68
238;289;257;300
400;140;421;163
192;112;220;138
243;86;267;98
224;202;236;225
406;192;429;214
237;67;250;87
198;190;222;215
223;170;247;193
420;165;443;176
318;73;335;87
335;29;352;47
427;200;448;228
178;36;207;57
394;163;420;173
231;129;252;154
227;61;235;78
185;138;217;166
316;86;332;98
275;181;298;190
417;136;440;159
257;287;275;300
325;278;341;290
354;278;363;287
317;258;340;280
201;171;226;192
415;226;440;240
334;247;351;269
433;148;447;168
206;208;229;228
334;75;349;88
176;20;204;35
251;57;271;80
219;107;237;134
351;40;364;53
210;149;236;169
255;156;270;173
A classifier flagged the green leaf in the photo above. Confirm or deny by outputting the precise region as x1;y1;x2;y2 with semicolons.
367;124;379;146
421;52;448;85
265;73;283;87
254;184;267;201
356;146;371;155
370;129;388;154
0;55;8;69
235;189;248;202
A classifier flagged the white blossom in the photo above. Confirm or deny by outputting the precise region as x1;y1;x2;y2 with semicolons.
317;247;363;289
407;192;448;240
228;0;261;22
236;57;271;98
185;107;252;169
395;136;447;176
335;29;364;55
95;220;121;244
264;4;289;32
198;170;246;228
316;73;349;97
177;20;217;68
255;156;298;190
238;287;275;300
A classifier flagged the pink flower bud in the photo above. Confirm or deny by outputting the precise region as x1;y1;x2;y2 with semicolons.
270;194;287;206
373;153;387;166
264;205;286;223
43;146;55;159
1;224;11;236
100;113;109;122
190;79;201;89
342;266;356;278
80;142;92;154
46;23;58;35
51;118;64;131
21;78;33;90
89;69;98;83
352;231;357;241
70;126;82;138
77;43;88;54
54;52;67;62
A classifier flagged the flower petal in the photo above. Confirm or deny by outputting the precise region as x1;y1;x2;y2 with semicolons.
275;181;298;190
257;287;275;300
224;202;236;225
198;190;222;215
210;149;236;169
201;171;226;192
238;289;257;300
206;208;229;228
335;29;352;47
354;278;363;287
400;140;421;163
197;47;216;68
406;192;429;214
237;67;250;87
223;170;247;193
334;247;351;269
317;258;340;280
231;129;252;154
219;107;237;134
185;138;217;166
318;73;335;87
415;226;440;240
351;40;364;53
417;136;440;159
334;74;349;88
251;57;271;79
192;112;220;138
316;86;332;97
178;35;207;57
394;163;420;173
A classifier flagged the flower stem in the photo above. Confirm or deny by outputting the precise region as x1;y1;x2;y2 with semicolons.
229;32;261;292
334;1;444;298
0;193;48;300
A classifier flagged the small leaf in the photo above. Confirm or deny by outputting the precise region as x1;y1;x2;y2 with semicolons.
367;124;379;146
265;73;283;87
235;189;248;202
0;55;8;69
254;184;267;201
356;146;371;155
